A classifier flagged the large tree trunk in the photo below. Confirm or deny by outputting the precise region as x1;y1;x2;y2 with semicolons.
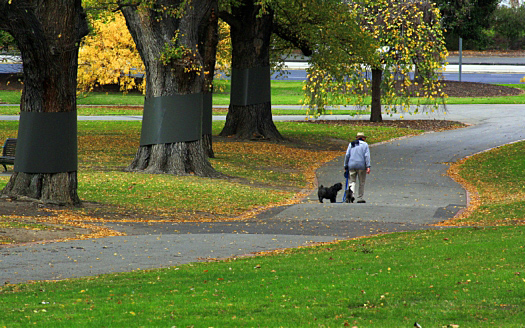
219;0;283;140
221;103;277;140
0;0;88;206
370;68;383;123
121;0;220;177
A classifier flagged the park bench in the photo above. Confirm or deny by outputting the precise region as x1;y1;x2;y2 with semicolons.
0;138;16;171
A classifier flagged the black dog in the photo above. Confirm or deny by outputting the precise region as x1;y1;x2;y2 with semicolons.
344;188;355;203
318;182;343;203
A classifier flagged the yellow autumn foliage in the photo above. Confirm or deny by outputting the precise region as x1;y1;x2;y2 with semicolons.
78;10;232;93
215;20;232;78
78;12;145;93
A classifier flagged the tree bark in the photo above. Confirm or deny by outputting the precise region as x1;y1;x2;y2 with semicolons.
121;0;220;177
0;0;88;206
3;172;80;205
370;68;383;123
219;0;283;140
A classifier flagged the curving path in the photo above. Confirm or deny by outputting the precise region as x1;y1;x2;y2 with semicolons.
1;104;524;284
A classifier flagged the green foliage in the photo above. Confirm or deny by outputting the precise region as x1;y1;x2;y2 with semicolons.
0;30;15;51
492;5;525;50
435;0;499;48
274;0;373;67
159;32;196;69
161;43;190;63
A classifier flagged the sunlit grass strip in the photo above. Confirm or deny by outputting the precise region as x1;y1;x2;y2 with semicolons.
276;121;423;145
0;90;22;104
2;83;525;107
0;216;51;244
0;214;125;242
0;218;50;230
443;84;525;105
445;141;525;226
0;106;20;115
0;105;369;116
0;105;369;117
78;172;293;219
0;121;17;134
1;226;524;326
0;176;8;189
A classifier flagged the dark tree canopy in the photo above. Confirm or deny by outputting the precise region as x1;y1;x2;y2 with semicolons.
434;0;499;47
0;30;15;51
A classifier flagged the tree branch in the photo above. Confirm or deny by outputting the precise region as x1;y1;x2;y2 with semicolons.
272;21;312;56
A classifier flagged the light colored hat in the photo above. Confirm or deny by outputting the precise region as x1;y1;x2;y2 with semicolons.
356;132;366;138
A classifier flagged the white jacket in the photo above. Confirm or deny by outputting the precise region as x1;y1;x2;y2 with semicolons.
344;139;370;170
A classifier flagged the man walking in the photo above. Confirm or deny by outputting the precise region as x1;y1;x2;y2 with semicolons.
344;132;371;203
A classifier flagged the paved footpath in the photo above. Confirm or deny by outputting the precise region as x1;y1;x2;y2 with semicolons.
1;104;524;284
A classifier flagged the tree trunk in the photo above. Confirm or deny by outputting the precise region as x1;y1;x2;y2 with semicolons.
221;102;277;140
127;139;215;176
202;133;214;158
3;172;80;205
370;68;383;123
121;0;220;177
0;0;88;206
201;7;219;158
219;0;283;140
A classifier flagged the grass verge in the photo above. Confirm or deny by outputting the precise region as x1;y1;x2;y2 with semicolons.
446;140;525;226
0;106;369;117
0;81;306;107
444;83;525;104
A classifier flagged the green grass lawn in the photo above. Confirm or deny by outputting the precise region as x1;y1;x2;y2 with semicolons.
0;81;307;107
1;123;524;326
444;84;525;104
1;85;525;326
0;226;524;327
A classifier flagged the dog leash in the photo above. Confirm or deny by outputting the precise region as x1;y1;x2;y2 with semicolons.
340;171;349;203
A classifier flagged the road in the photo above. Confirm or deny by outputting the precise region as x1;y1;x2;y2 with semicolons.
275;69;525;84
2;58;525;83
281;59;525;83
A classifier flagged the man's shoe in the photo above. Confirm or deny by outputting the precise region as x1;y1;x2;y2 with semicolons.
357;200;366;203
